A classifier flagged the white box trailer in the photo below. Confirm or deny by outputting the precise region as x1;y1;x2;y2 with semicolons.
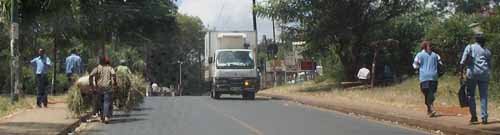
204;31;258;99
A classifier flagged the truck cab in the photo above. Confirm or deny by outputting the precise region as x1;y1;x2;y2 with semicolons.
211;49;258;99
204;31;258;99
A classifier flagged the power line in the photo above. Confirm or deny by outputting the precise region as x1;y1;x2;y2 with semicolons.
215;0;226;30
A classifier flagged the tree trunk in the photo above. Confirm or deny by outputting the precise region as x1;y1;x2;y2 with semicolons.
339;45;360;82
52;34;58;95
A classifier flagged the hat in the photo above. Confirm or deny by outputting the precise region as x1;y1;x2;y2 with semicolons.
469;23;483;35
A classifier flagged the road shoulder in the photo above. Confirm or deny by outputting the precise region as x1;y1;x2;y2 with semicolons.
0;102;82;135
258;92;500;135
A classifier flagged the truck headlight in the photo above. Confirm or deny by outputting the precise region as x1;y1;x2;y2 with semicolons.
244;80;250;86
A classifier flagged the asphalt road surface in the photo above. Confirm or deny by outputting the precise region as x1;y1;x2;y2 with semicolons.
80;96;427;135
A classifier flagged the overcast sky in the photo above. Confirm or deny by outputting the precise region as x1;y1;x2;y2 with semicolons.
176;0;280;41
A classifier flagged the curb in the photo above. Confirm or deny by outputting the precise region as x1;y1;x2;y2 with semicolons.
58;114;91;135
258;93;500;135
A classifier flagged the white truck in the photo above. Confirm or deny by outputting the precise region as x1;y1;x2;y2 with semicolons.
204;31;258;99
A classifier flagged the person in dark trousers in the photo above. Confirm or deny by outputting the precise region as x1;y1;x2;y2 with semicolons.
65;49;82;82
30;48;52;108
64;49;82;92
412;41;442;118
89;56;116;123
460;33;491;124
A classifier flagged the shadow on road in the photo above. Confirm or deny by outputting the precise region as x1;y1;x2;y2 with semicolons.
78;129;105;134
132;107;154;111
113;113;148;118
486;121;500;124
216;97;272;101
108;118;146;124
480;121;500;132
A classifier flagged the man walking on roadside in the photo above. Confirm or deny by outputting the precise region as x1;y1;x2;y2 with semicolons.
460;33;491;124
65;49;82;82
89;57;116;123
30;48;52;108
413;41;442;118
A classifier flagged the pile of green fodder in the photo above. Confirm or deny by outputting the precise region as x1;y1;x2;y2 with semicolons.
66;74;147;117
116;73;147;113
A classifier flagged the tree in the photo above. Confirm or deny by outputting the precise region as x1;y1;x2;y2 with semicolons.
0;0;182;95
425;13;477;72
432;0;499;14
257;0;418;81
147;14;205;94
482;7;500;99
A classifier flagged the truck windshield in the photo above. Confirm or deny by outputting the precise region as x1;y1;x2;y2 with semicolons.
216;51;254;69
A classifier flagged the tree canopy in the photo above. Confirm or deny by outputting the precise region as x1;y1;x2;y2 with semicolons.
256;0;418;80
256;0;500;88
0;0;206;94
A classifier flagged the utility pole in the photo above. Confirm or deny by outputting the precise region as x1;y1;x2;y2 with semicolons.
272;18;276;41
273;20;277;87
178;60;184;96
252;0;257;32
10;0;20;103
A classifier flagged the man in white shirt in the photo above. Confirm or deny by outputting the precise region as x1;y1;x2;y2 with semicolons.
152;83;159;96
357;64;370;84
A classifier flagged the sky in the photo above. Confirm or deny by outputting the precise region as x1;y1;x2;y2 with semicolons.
176;0;280;42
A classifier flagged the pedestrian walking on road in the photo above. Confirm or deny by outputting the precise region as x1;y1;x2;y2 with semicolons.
30;48;52;108
89;56;116;123
460;33;491;124
413;41;442;118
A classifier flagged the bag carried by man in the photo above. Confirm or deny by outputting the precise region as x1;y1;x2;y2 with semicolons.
458;80;469;107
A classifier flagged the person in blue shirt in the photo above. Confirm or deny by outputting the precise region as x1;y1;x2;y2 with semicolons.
65;49;82;82
30;48;52;108
413;41;442;118
460;33;492;124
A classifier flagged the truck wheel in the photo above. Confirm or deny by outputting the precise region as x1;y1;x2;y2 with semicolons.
242;93;248;99
248;92;255;100
242;92;255;100
211;90;220;99
214;92;221;99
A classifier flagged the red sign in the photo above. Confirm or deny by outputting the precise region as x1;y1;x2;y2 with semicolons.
301;61;315;70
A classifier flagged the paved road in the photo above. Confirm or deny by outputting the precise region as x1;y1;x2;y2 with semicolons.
81;96;427;135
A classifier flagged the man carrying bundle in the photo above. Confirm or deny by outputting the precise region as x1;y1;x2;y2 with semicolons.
89;56;116;123
115;60;133;110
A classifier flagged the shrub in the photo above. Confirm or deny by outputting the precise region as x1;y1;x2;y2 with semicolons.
318;48;344;85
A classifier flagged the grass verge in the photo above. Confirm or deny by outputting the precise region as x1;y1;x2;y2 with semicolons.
262;75;499;118
0;96;35;118
0;95;67;119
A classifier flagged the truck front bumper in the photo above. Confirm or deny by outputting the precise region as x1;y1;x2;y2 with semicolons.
214;78;258;94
